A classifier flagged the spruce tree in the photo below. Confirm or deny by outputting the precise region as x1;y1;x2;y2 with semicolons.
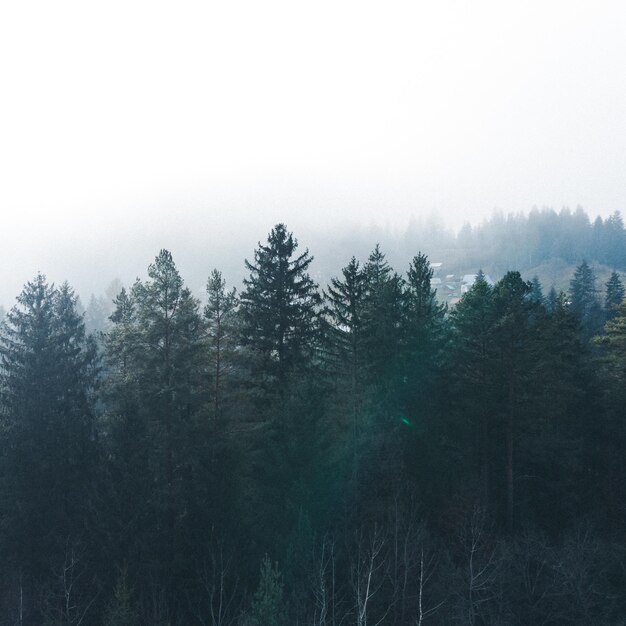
105;252;206;610
205;269;238;421
491;271;535;533
569;260;603;341
239;223;321;389
324;257;367;494
360;245;404;384
448;271;497;503
399;253;446;505
250;555;287;626
605;271;625;319
0;275;99;606
527;292;594;531
325;256;366;373
546;286;559;313
403;252;445;357
529;275;545;305
103;286;150;583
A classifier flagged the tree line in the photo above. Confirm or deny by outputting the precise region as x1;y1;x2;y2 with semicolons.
1;223;626;624
454;207;626;272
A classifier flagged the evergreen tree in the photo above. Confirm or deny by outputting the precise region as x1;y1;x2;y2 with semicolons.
250;555;287;626
102;286;150;586
205;269;238;421
0;275;100;612
85;292;111;335
104;252;206;611
239;224;321;389
403;252;445;355
529;275;545;305
399;253;446;506
604;271;625;319
525;293;594;531
324;257;367;497
546;286;559;313
569;260;603;341
448;271;497;500
594;301;626;526
491;271;536;533
360;245;404;384
603;211;626;267
325;256;366;374
103;567;139;626
356;246;406;513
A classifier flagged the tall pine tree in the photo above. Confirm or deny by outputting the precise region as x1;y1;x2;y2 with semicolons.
605;271;625;320
239;223;321;390
0;276;100;617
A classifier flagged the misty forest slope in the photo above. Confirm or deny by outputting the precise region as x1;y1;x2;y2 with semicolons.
1;212;626;624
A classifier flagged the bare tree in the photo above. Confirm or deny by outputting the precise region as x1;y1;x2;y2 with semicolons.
309;534;343;626
453;505;502;625
350;525;390;626
189;539;239;626
40;539;99;625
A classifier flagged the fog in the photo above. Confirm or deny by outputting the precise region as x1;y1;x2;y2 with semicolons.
1;1;626;305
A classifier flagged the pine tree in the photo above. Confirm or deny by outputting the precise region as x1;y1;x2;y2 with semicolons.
325;256;366;374
594;301;626;525
324;257;367;495
403;252;445;359
448;271;497;503
605;271;625;319
103;286;150;581
0;275;99;601
239;224;321;389
526;292;594;531
529;275;545;305
250;555;288;626
205;269;238;421
569;260;603;341
238;227;324;556
546;286;559;313
105;252;205;611
133;249;204;494
399;253;446;506
360;245;404;384
491;271;535;533
103;567;138;626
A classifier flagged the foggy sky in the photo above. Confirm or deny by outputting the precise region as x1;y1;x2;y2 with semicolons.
1;1;626;306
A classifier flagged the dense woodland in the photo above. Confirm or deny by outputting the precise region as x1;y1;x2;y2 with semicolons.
2;219;626;625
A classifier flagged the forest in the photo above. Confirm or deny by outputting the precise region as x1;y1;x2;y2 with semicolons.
2;216;626;625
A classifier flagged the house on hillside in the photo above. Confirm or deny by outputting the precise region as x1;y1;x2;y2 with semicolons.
461;272;494;294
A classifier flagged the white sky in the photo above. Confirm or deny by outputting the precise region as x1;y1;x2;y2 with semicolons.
1;1;626;304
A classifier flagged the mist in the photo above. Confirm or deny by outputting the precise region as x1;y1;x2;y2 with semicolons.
2;1;626;305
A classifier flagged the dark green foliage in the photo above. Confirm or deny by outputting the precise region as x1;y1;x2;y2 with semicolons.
569;260;603;340
593;301;626;526
102;251;213;616
250;556;287;626
447;271;497;500
239;224;321;390
360;245;405;383
529;275;544;304
546;285;559;312
0;276;100;617
0;225;625;624
104;567;138;626
205;269;238;422
324;256;366;374
605;270;625;318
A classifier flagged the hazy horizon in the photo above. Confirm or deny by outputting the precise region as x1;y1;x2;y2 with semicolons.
2;1;626;305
